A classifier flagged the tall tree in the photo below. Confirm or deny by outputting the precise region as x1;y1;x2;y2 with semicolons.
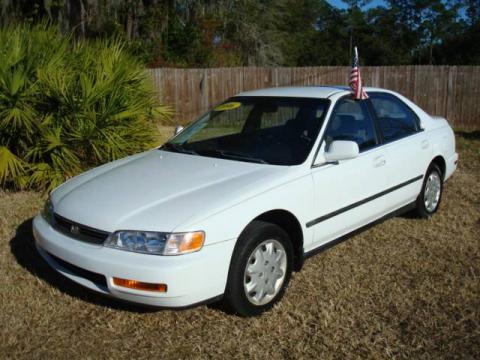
0;0;478;66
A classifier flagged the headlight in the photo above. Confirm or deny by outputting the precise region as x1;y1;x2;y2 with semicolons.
104;230;205;256
42;197;54;224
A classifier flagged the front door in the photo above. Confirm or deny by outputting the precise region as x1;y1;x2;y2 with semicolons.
308;97;388;250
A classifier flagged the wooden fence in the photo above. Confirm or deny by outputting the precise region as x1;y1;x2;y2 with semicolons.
147;66;480;129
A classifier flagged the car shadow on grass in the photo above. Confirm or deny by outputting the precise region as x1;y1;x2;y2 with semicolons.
455;130;480;140
9;218;175;313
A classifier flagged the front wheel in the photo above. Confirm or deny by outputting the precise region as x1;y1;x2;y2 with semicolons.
223;221;293;316
414;164;443;218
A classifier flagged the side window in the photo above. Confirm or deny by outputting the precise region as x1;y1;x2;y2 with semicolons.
370;94;419;142
324;98;378;152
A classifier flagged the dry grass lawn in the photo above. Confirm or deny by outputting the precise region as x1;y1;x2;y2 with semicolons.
0;131;479;359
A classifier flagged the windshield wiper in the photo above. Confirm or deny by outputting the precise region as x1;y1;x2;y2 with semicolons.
198;149;269;164
161;142;198;155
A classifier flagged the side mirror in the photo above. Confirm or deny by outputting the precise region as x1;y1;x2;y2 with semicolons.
324;140;359;162
174;125;184;135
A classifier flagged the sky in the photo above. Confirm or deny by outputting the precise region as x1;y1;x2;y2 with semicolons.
327;1;466;17
327;0;387;9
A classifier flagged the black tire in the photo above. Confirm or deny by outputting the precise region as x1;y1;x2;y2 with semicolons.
223;221;293;316
414;163;443;218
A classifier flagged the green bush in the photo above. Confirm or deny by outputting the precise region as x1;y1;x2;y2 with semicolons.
0;24;172;191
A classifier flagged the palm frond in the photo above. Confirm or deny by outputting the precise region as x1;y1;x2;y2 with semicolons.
0;146;26;186
0;24;172;191
28;163;67;192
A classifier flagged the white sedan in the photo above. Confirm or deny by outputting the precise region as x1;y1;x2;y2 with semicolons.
33;86;458;316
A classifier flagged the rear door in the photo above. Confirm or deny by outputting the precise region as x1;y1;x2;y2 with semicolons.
367;92;430;212
308;96;388;249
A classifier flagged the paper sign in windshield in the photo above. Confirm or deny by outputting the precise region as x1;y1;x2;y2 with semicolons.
214;102;241;111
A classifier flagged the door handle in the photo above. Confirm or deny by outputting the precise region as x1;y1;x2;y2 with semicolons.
421;139;429;149
373;156;386;168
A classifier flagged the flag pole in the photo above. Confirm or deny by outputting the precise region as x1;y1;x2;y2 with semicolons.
349;46;368;100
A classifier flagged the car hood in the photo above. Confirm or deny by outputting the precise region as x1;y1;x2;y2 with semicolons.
52;150;290;233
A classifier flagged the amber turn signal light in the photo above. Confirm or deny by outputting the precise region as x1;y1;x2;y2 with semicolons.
113;277;167;292
178;231;204;253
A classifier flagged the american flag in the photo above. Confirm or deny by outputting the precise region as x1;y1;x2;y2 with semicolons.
350;47;368;100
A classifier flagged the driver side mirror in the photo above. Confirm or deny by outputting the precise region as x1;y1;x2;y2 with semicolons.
174;125;184;135
324;140;359;163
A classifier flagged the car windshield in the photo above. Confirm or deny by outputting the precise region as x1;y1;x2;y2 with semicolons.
163;96;330;165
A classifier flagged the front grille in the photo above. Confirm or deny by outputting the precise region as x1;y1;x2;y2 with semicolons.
48;252;108;288
53;213;110;245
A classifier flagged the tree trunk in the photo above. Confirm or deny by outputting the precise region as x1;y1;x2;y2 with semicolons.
68;0;85;38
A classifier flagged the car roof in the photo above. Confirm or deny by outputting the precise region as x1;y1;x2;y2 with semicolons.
234;86;387;99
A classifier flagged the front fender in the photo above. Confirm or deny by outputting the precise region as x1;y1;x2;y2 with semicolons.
175;172;315;248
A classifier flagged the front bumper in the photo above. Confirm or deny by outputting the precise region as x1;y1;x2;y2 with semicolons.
33;215;236;308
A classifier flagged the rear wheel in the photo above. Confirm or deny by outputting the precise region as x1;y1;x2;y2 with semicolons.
224;221;293;316
414;164;443;218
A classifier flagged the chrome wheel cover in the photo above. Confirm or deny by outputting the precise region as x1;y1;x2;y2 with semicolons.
424;171;441;213
243;239;287;306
